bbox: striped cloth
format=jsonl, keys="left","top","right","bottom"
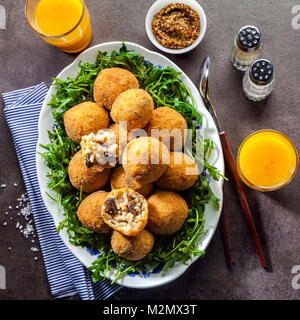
{"left": 2, "top": 83, "right": 121, "bottom": 300}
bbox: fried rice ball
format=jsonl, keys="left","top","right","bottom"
{"left": 147, "top": 190, "right": 188, "bottom": 235}
{"left": 156, "top": 152, "right": 199, "bottom": 191}
{"left": 122, "top": 137, "right": 170, "bottom": 185}
{"left": 144, "top": 107, "right": 187, "bottom": 151}
{"left": 101, "top": 188, "right": 149, "bottom": 236}
{"left": 77, "top": 191, "right": 111, "bottom": 233}
{"left": 68, "top": 150, "right": 111, "bottom": 193}
{"left": 93, "top": 68, "right": 139, "bottom": 111}
{"left": 111, "top": 229, "right": 154, "bottom": 261}
{"left": 63, "top": 102, "right": 109, "bottom": 143}
{"left": 110, "top": 89, "right": 154, "bottom": 131}
{"left": 111, "top": 166, "right": 154, "bottom": 198}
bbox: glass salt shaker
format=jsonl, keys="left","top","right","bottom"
{"left": 231, "top": 25, "right": 262, "bottom": 71}
{"left": 242, "top": 59, "right": 275, "bottom": 101}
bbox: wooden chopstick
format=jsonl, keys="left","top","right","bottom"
{"left": 220, "top": 196, "right": 233, "bottom": 271}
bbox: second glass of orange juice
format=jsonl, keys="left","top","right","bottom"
{"left": 237, "top": 130, "right": 298, "bottom": 191}
{"left": 25, "top": 0, "right": 92, "bottom": 53}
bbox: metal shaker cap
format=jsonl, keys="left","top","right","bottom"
{"left": 249, "top": 59, "right": 274, "bottom": 85}
{"left": 236, "top": 26, "right": 261, "bottom": 52}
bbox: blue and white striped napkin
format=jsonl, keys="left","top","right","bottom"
{"left": 2, "top": 83, "right": 121, "bottom": 300}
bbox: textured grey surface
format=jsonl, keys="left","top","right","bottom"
{"left": 0, "top": 0, "right": 299, "bottom": 300}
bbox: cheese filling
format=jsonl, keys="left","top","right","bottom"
{"left": 81, "top": 129, "right": 118, "bottom": 168}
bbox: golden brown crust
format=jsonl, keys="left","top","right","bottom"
{"left": 156, "top": 152, "right": 199, "bottom": 191}
{"left": 144, "top": 107, "right": 187, "bottom": 151}
{"left": 111, "top": 229, "right": 154, "bottom": 261}
{"left": 68, "top": 150, "right": 111, "bottom": 193}
{"left": 122, "top": 137, "right": 170, "bottom": 185}
{"left": 110, "top": 89, "right": 154, "bottom": 131}
{"left": 111, "top": 166, "right": 154, "bottom": 198}
{"left": 77, "top": 191, "right": 111, "bottom": 233}
{"left": 93, "top": 68, "right": 139, "bottom": 111}
{"left": 63, "top": 102, "right": 109, "bottom": 143}
{"left": 147, "top": 190, "right": 188, "bottom": 235}
{"left": 101, "top": 188, "right": 148, "bottom": 236}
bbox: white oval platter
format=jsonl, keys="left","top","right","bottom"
{"left": 36, "top": 41, "right": 224, "bottom": 289}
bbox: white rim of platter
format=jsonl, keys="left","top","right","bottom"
{"left": 36, "top": 41, "right": 224, "bottom": 289}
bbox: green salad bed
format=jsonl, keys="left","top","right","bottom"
{"left": 39, "top": 43, "right": 221, "bottom": 284}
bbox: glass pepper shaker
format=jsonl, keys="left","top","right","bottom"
{"left": 231, "top": 25, "right": 262, "bottom": 71}
{"left": 242, "top": 59, "right": 275, "bottom": 101}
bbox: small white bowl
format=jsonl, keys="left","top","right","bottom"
{"left": 145, "top": 0, "right": 207, "bottom": 54}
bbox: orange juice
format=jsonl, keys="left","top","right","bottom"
{"left": 26, "top": 0, "right": 92, "bottom": 53}
{"left": 35, "top": 0, "right": 83, "bottom": 36}
{"left": 237, "top": 130, "right": 298, "bottom": 191}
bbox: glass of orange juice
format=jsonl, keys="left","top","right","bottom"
{"left": 237, "top": 130, "right": 298, "bottom": 192}
{"left": 25, "top": 0, "right": 92, "bottom": 53}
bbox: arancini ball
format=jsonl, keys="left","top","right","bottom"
{"left": 68, "top": 150, "right": 111, "bottom": 193}
{"left": 101, "top": 188, "right": 149, "bottom": 237}
{"left": 122, "top": 137, "right": 170, "bottom": 185}
{"left": 144, "top": 107, "right": 187, "bottom": 151}
{"left": 77, "top": 191, "right": 111, "bottom": 233}
{"left": 111, "top": 229, "right": 154, "bottom": 261}
{"left": 110, "top": 89, "right": 154, "bottom": 131}
{"left": 111, "top": 166, "right": 154, "bottom": 198}
{"left": 156, "top": 152, "right": 199, "bottom": 191}
{"left": 147, "top": 190, "right": 188, "bottom": 235}
{"left": 93, "top": 68, "right": 139, "bottom": 111}
{"left": 63, "top": 102, "right": 109, "bottom": 144}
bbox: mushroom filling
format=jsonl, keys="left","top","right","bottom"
{"left": 103, "top": 191, "right": 147, "bottom": 232}
{"left": 81, "top": 129, "right": 118, "bottom": 168}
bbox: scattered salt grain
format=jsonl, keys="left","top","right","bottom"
{"left": 13, "top": 183, "right": 18, "bottom": 187}
{"left": 34, "top": 257, "right": 38, "bottom": 261}
{"left": 1, "top": 184, "right": 6, "bottom": 188}
{"left": 3, "top": 191, "right": 38, "bottom": 259}
{"left": 22, "top": 223, "right": 34, "bottom": 238}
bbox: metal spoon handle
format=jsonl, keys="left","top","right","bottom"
{"left": 219, "top": 132, "right": 267, "bottom": 269}
{"left": 207, "top": 102, "right": 222, "bottom": 133}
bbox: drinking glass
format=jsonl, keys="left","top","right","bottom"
{"left": 25, "top": 0, "right": 92, "bottom": 53}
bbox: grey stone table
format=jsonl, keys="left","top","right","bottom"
{"left": 0, "top": 0, "right": 299, "bottom": 300}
